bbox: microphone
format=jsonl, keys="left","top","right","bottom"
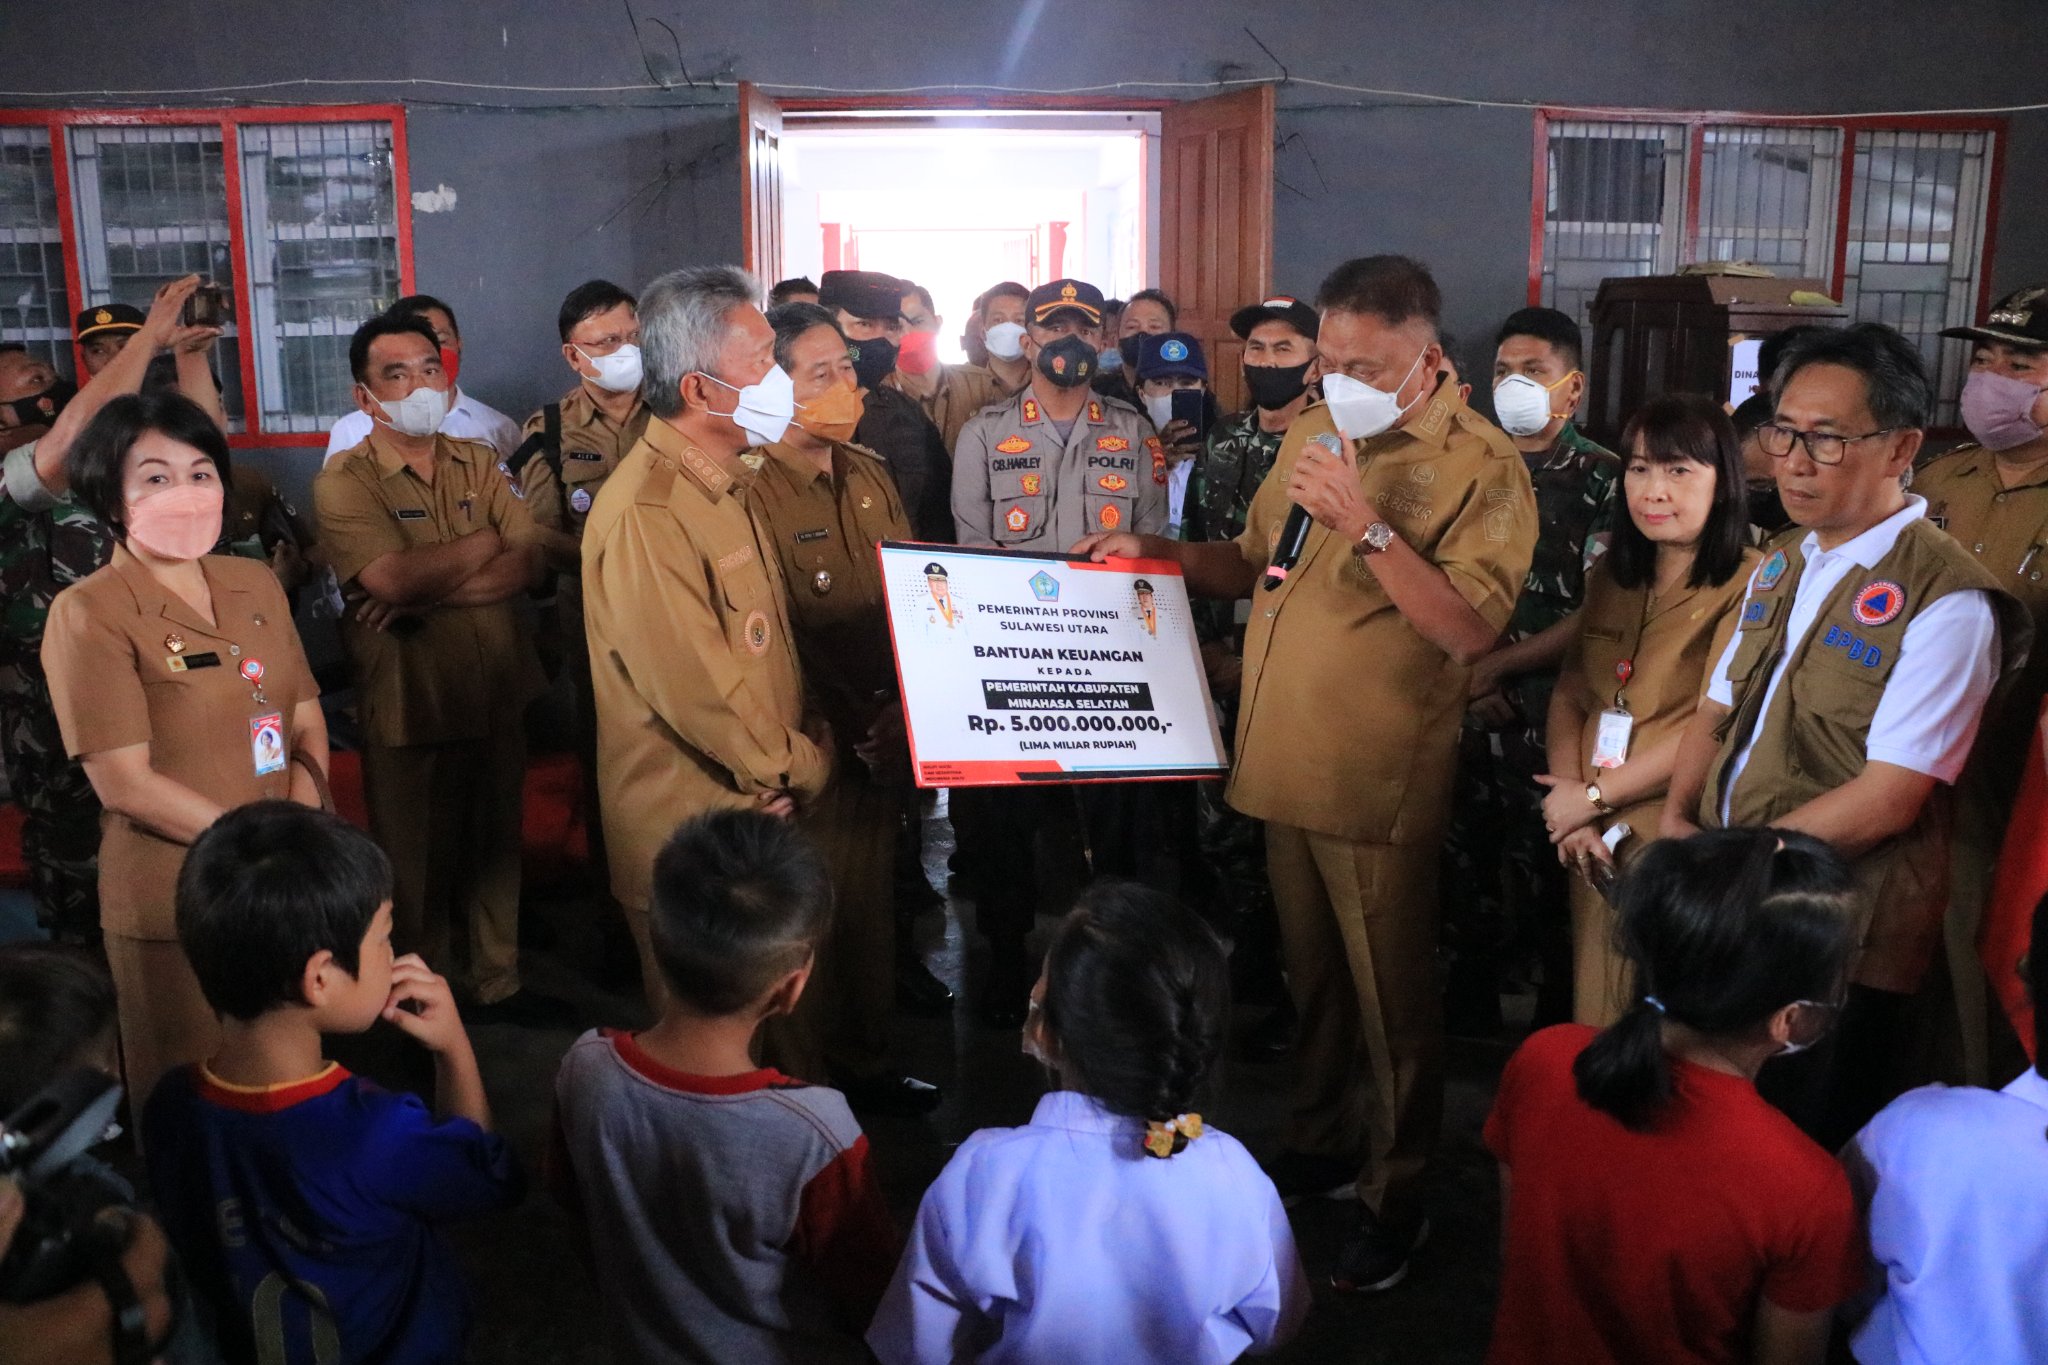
{"left": 1263, "top": 432, "right": 1344, "bottom": 590}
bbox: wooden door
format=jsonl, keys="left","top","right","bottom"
{"left": 739, "top": 82, "right": 784, "bottom": 293}
{"left": 1159, "top": 85, "right": 1275, "bottom": 414}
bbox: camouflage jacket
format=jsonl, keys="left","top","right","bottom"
{"left": 0, "top": 461, "right": 115, "bottom": 700}
{"left": 1509, "top": 421, "right": 1620, "bottom": 643}
{"left": 1186, "top": 407, "right": 1285, "bottom": 644}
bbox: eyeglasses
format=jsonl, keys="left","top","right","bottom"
{"left": 1755, "top": 422, "right": 1898, "bottom": 467}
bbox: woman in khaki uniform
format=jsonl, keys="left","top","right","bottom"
{"left": 1540, "top": 395, "right": 1758, "bottom": 1025}
{"left": 42, "top": 393, "right": 326, "bottom": 1105}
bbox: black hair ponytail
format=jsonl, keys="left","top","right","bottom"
{"left": 1040, "top": 880, "right": 1231, "bottom": 1148}
{"left": 1574, "top": 828, "right": 1857, "bottom": 1130}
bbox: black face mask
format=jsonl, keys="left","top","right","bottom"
{"left": 1242, "top": 360, "right": 1312, "bottom": 412}
{"left": 1036, "top": 334, "right": 1099, "bottom": 389}
{"left": 0, "top": 378, "right": 76, "bottom": 429}
{"left": 1118, "top": 333, "right": 1144, "bottom": 369}
{"left": 847, "top": 335, "right": 898, "bottom": 391}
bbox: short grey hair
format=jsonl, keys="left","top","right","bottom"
{"left": 640, "top": 264, "right": 761, "bottom": 419}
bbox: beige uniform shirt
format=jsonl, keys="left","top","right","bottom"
{"left": 518, "top": 385, "right": 651, "bottom": 543}
{"left": 1227, "top": 388, "right": 1537, "bottom": 844}
{"left": 743, "top": 440, "right": 911, "bottom": 746}
{"left": 314, "top": 431, "right": 546, "bottom": 748}
{"left": 42, "top": 549, "right": 317, "bottom": 937}
{"left": 582, "top": 419, "right": 831, "bottom": 909}
{"left": 1916, "top": 444, "right": 2048, "bottom": 798}
{"left": 952, "top": 390, "right": 1166, "bottom": 549}
{"left": 886, "top": 362, "right": 1016, "bottom": 454}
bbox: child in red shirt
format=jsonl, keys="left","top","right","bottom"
{"left": 1485, "top": 828, "right": 1864, "bottom": 1365}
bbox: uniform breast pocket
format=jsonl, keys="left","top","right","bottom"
{"left": 1722, "top": 598, "right": 1782, "bottom": 686}
{"left": 1083, "top": 490, "right": 1136, "bottom": 536}
{"left": 716, "top": 560, "right": 776, "bottom": 661}
{"left": 1580, "top": 625, "right": 1626, "bottom": 686}
{"left": 1792, "top": 645, "right": 1888, "bottom": 736}
{"left": 990, "top": 470, "right": 1047, "bottom": 544}
{"left": 390, "top": 507, "right": 441, "bottom": 548}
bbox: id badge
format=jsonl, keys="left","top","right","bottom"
{"left": 1591, "top": 708, "right": 1633, "bottom": 770}
{"left": 250, "top": 713, "right": 287, "bottom": 777}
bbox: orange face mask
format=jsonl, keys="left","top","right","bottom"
{"left": 796, "top": 381, "right": 865, "bottom": 444}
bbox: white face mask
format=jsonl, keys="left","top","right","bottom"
{"left": 700, "top": 364, "right": 796, "bottom": 446}
{"left": 984, "top": 321, "right": 1027, "bottom": 361}
{"left": 371, "top": 384, "right": 449, "bottom": 438}
{"left": 1143, "top": 392, "right": 1177, "bottom": 431}
{"left": 578, "top": 343, "right": 644, "bottom": 394}
{"left": 1492, "top": 371, "right": 1575, "bottom": 438}
{"left": 1320, "top": 346, "right": 1427, "bottom": 442}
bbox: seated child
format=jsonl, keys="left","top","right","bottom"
{"left": 868, "top": 880, "right": 1308, "bottom": 1364}
{"left": 1841, "top": 889, "right": 2048, "bottom": 1363}
{"left": 144, "top": 801, "right": 522, "bottom": 1365}
{"left": 1484, "top": 828, "right": 1864, "bottom": 1365}
{"left": 550, "top": 808, "right": 898, "bottom": 1364}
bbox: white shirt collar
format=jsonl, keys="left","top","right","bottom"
{"left": 2002, "top": 1066, "right": 2048, "bottom": 1112}
{"left": 1797, "top": 493, "right": 1926, "bottom": 571}
{"left": 448, "top": 386, "right": 475, "bottom": 418}
{"left": 1029, "top": 1089, "right": 1140, "bottom": 1137}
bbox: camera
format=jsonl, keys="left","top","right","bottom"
{"left": 182, "top": 283, "right": 229, "bottom": 328}
{"left": 0, "top": 1068, "right": 131, "bottom": 1304}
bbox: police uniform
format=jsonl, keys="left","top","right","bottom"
{"left": 581, "top": 418, "right": 831, "bottom": 1007}
{"left": 512, "top": 384, "right": 651, "bottom": 875}
{"left": 0, "top": 443, "right": 112, "bottom": 944}
{"left": 951, "top": 389, "right": 1165, "bottom": 549}
{"left": 42, "top": 548, "right": 318, "bottom": 1106}
{"left": 1230, "top": 386, "right": 1535, "bottom": 1227}
{"left": 314, "top": 431, "right": 546, "bottom": 1007}
{"left": 1701, "top": 502, "right": 2027, "bottom": 1143}
{"left": 744, "top": 438, "right": 910, "bottom": 1083}
{"left": 1441, "top": 420, "right": 1619, "bottom": 1025}
{"left": 1555, "top": 550, "right": 1757, "bottom": 1025}
{"left": 1917, "top": 286, "right": 2048, "bottom": 1079}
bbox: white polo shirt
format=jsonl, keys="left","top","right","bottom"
{"left": 322, "top": 387, "right": 521, "bottom": 465}
{"left": 1705, "top": 495, "right": 1998, "bottom": 824}
{"left": 1845, "top": 1067, "right": 2048, "bottom": 1363}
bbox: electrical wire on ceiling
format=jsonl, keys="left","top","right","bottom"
{"left": 2, "top": 75, "right": 2045, "bottom": 122}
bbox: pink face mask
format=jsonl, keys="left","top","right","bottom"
{"left": 125, "top": 483, "right": 223, "bottom": 561}
{"left": 1960, "top": 369, "right": 2047, "bottom": 451}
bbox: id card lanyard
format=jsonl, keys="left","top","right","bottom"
{"left": 1592, "top": 589, "right": 1654, "bottom": 770}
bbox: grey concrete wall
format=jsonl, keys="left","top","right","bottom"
{"left": 6, "top": 0, "right": 2045, "bottom": 468}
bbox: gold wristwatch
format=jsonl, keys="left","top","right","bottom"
{"left": 1586, "top": 784, "right": 1615, "bottom": 815}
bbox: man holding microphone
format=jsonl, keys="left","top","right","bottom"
{"left": 1076, "top": 256, "right": 1535, "bottom": 1292}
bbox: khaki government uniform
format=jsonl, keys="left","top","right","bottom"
{"left": 581, "top": 419, "right": 831, "bottom": 1007}
{"left": 1914, "top": 445, "right": 2048, "bottom": 1078}
{"left": 43, "top": 548, "right": 318, "bottom": 1105}
{"left": 314, "top": 431, "right": 545, "bottom": 1006}
{"left": 517, "top": 385, "right": 651, "bottom": 875}
{"left": 886, "top": 361, "right": 1018, "bottom": 455}
{"left": 1228, "top": 385, "right": 1535, "bottom": 1224}
{"left": 744, "top": 437, "right": 911, "bottom": 1083}
{"left": 1555, "top": 551, "right": 1756, "bottom": 1025}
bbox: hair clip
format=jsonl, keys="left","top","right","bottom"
{"left": 1142, "top": 1112, "right": 1204, "bottom": 1159}
{"left": 1643, "top": 995, "right": 1668, "bottom": 1015}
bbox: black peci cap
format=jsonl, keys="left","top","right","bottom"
{"left": 923, "top": 562, "right": 949, "bottom": 578}
{"left": 818, "top": 270, "right": 907, "bottom": 322}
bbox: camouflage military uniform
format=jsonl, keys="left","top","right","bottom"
{"left": 1186, "top": 407, "right": 1287, "bottom": 970}
{"left": 1441, "top": 421, "right": 1619, "bottom": 1023}
{"left": 0, "top": 451, "right": 114, "bottom": 944}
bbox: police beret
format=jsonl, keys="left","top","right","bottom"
{"left": 1135, "top": 331, "right": 1208, "bottom": 382}
{"left": 75, "top": 303, "right": 146, "bottom": 341}
{"left": 1026, "top": 278, "right": 1104, "bottom": 326}
{"left": 818, "top": 270, "right": 907, "bottom": 322}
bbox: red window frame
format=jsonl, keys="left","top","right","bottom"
{"left": 0, "top": 103, "right": 414, "bottom": 448}
{"left": 1526, "top": 108, "right": 2006, "bottom": 317}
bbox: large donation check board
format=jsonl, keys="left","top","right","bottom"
{"left": 878, "top": 542, "right": 1229, "bottom": 788}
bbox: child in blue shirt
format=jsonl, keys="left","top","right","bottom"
{"left": 870, "top": 881, "right": 1308, "bottom": 1364}
{"left": 144, "top": 801, "right": 522, "bottom": 1365}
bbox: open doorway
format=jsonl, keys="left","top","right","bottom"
{"left": 780, "top": 116, "right": 1156, "bottom": 366}
{"left": 741, "top": 85, "right": 1277, "bottom": 411}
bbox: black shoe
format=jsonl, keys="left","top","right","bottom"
{"left": 896, "top": 953, "right": 956, "bottom": 1016}
{"left": 1258, "top": 1150, "right": 1360, "bottom": 1209}
{"left": 837, "top": 1071, "right": 943, "bottom": 1117}
{"left": 466, "top": 989, "right": 579, "bottom": 1030}
{"left": 1331, "top": 1210, "right": 1429, "bottom": 1294}
{"left": 1238, "top": 999, "right": 1298, "bottom": 1062}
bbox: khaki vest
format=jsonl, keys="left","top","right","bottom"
{"left": 1701, "top": 518, "right": 2028, "bottom": 991}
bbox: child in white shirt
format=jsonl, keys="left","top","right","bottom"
{"left": 869, "top": 881, "right": 1309, "bottom": 1364}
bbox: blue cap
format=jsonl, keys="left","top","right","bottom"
{"left": 1135, "top": 331, "right": 1208, "bottom": 382}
